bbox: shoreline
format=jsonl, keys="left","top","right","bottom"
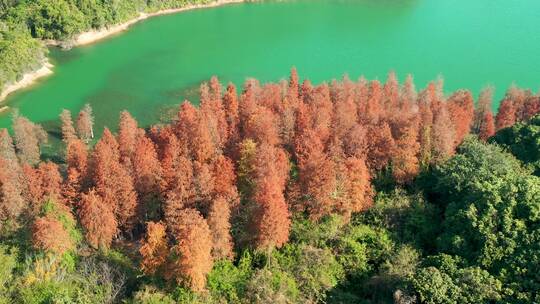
{"left": 46, "top": 0, "right": 247, "bottom": 48}
{"left": 1, "top": 0, "right": 247, "bottom": 106}
{"left": 0, "top": 60, "right": 54, "bottom": 104}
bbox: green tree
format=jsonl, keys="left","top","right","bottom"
{"left": 491, "top": 115, "right": 540, "bottom": 175}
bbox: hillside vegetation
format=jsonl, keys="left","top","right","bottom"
{"left": 0, "top": 71, "right": 539, "bottom": 303}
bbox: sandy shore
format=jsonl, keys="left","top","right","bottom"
{"left": 0, "top": 60, "right": 54, "bottom": 104}
{"left": 47, "top": 0, "right": 247, "bottom": 48}
{"left": 2, "top": 0, "right": 247, "bottom": 103}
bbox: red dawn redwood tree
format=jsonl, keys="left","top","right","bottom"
{"left": 522, "top": 96, "right": 540, "bottom": 121}
{"left": 192, "top": 115, "right": 216, "bottom": 164}
{"left": 473, "top": 87, "right": 493, "bottom": 132}
{"left": 37, "top": 162, "right": 63, "bottom": 203}
{"left": 391, "top": 116, "right": 420, "bottom": 184}
{"left": 417, "top": 86, "right": 435, "bottom": 166}
{"left": 12, "top": 112, "right": 47, "bottom": 165}
{"left": 505, "top": 85, "right": 529, "bottom": 122}
{"left": 132, "top": 135, "right": 163, "bottom": 222}
{"left": 222, "top": 83, "right": 240, "bottom": 155}
{"left": 176, "top": 102, "right": 199, "bottom": 145}
{"left": 21, "top": 164, "right": 42, "bottom": 214}
{"left": 289, "top": 67, "right": 300, "bottom": 101}
{"left": 192, "top": 161, "right": 215, "bottom": 210}
{"left": 365, "top": 80, "right": 383, "bottom": 123}
{"left": 160, "top": 132, "right": 188, "bottom": 193}
{"left": 202, "top": 77, "right": 228, "bottom": 150}
{"left": 278, "top": 94, "right": 298, "bottom": 148}
{"left": 243, "top": 106, "right": 281, "bottom": 146}
{"left": 209, "top": 76, "right": 222, "bottom": 103}
{"left": 140, "top": 221, "right": 169, "bottom": 276}
{"left": 473, "top": 88, "right": 496, "bottom": 141}
{"left": 431, "top": 104, "right": 456, "bottom": 163}
{"left": 79, "top": 189, "right": 117, "bottom": 250}
{"left": 0, "top": 128, "right": 17, "bottom": 162}
{"left": 118, "top": 111, "right": 139, "bottom": 165}
{"left": 478, "top": 111, "right": 496, "bottom": 141}
{"left": 77, "top": 104, "right": 94, "bottom": 143}
{"left": 310, "top": 84, "right": 334, "bottom": 144}
{"left": 0, "top": 129, "right": 22, "bottom": 183}
{"left": 297, "top": 83, "right": 333, "bottom": 145}
{"left": 250, "top": 143, "right": 291, "bottom": 250}
{"left": 169, "top": 208, "right": 213, "bottom": 292}
{"left": 163, "top": 155, "right": 194, "bottom": 235}
{"left": 332, "top": 88, "right": 358, "bottom": 142}
{"left": 22, "top": 162, "right": 63, "bottom": 215}
{"left": 383, "top": 71, "right": 400, "bottom": 111}
{"left": 294, "top": 129, "right": 337, "bottom": 220}
{"left": 176, "top": 102, "right": 215, "bottom": 163}
{"left": 366, "top": 121, "right": 395, "bottom": 171}
{"left": 32, "top": 215, "right": 74, "bottom": 255}
{"left": 66, "top": 138, "right": 88, "bottom": 180}
{"left": 355, "top": 76, "right": 370, "bottom": 120}
{"left": 495, "top": 98, "right": 517, "bottom": 131}
{"left": 239, "top": 79, "right": 262, "bottom": 129}
{"left": 343, "top": 124, "right": 368, "bottom": 158}
{"left": 0, "top": 130, "right": 23, "bottom": 199}
{"left": 337, "top": 156, "right": 373, "bottom": 220}
{"left": 300, "top": 79, "right": 314, "bottom": 102}
{"left": 447, "top": 90, "right": 474, "bottom": 146}
{"left": 63, "top": 139, "right": 89, "bottom": 205}
{"left": 0, "top": 157, "right": 25, "bottom": 229}
{"left": 60, "top": 109, "right": 77, "bottom": 145}
{"left": 399, "top": 74, "right": 417, "bottom": 112}
{"left": 92, "top": 128, "right": 137, "bottom": 231}
{"left": 207, "top": 196, "right": 234, "bottom": 260}
{"left": 63, "top": 169, "right": 82, "bottom": 207}
{"left": 211, "top": 155, "right": 239, "bottom": 204}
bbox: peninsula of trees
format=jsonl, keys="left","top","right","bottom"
{"left": 1, "top": 70, "right": 540, "bottom": 303}
{"left": 0, "top": 0, "right": 241, "bottom": 100}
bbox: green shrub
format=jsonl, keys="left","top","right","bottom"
{"left": 290, "top": 215, "right": 344, "bottom": 247}
{"left": 245, "top": 268, "right": 300, "bottom": 304}
{"left": 412, "top": 254, "right": 502, "bottom": 304}
{"left": 0, "top": 245, "right": 18, "bottom": 299}
{"left": 274, "top": 244, "right": 344, "bottom": 303}
{"left": 131, "top": 286, "right": 176, "bottom": 304}
{"left": 207, "top": 254, "right": 254, "bottom": 302}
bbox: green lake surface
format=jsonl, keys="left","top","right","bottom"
{"left": 1, "top": 0, "right": 540, "bottom": 132}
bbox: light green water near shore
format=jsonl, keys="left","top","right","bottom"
{"left": 1, "top": 0, "right": 539, "bottom": 132}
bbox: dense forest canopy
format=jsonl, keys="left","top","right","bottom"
{"left": 1, "top": 70, "right": 539, "bottom": 303}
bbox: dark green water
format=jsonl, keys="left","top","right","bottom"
{"left": 1, "top": 0, "right": 540, "bottom": 131}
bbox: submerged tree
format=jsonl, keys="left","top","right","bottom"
{"left": 0, "top": 128, "right": 17, "bottom": 162}
{"left": 77, "top": 104, "right": 94, "bottom": 143}
{"left": 60, "top": 109, "right": 77, "bottom": 145}
{"left": 12, "top": 112, "right": 47, "bottom": 165}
